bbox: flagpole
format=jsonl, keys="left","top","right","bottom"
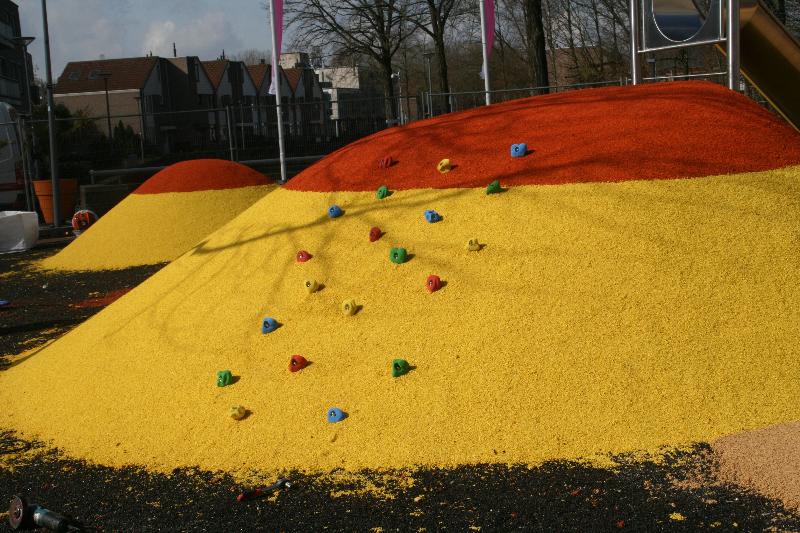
{"left": 479, "top": 0, "right": 492, "bottom": 105}
{"left": 268, "top": 0, "right": 287, "bottom": 184}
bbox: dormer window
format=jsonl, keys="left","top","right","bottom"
{"left": 68, "top": 71, "right": 80, "bottom": 81}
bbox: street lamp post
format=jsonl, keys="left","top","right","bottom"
{"left": 478, "top": 0, "right": 492, "bottom": 105}
{"left": 12, "top": 36, "right": 35, "bottom": 114}
{"left": 133, "top": 96, "right": 144, "bottom": 161}
{"left": 391, "top": 72, "right": 404, "bottom": 125}
{"left": 41, "top": 0, "right": 60, "bottom": 225}
{"left": 423, "top": 52, "right": 434, "bottom": 118}
{"left": 12, "top": 36, "right": 35, "bottom": 212}
{"left": 99, "top": 71, "right": 112, "bottom": 139}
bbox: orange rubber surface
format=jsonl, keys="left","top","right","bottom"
{"left": 286, "top": 81, "right": 800, "bottom": 192}
{"left": 134, "top": 159, "right": 270, "bottom": 194}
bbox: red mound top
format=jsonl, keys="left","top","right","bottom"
{"left": 286, "top": 81, "right": 800, "bottom": 192}
{"left": 134, "top": 159, "right": 269, "bottom": 194}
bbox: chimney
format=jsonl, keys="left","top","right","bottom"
{"left": 173, "top": 42, "right": 177, "bottom": 58}
{"left": 260, "top": 58, "right": 265, "bottom": 65}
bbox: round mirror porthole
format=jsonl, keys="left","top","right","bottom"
{"left": 652, "top": 0, "right": 708, "bottom": 41}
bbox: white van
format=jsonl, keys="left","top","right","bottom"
{"left": 0, "top": 102, "right": 24, "bottom": 210}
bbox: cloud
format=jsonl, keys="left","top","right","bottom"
{"left": 16, "top": 1, "right": 270, "bottom": 79}
{"left": 142, "top": 12, "right": 243, "bottom": 59}
{"left": 18, "top": 0, "right": 132, "bottom": 77}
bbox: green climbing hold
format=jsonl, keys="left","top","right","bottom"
{"left": 392, "top": 359, "right": 411, "bottom": 377}
{"left": 390, "top": 247, "right": 407, "bottom": 264}
{"left": 486, "top": 180, "right": 503, "bottom": 194}
{"left": 217, "top": 370, "right": 233, "bottom": 387}
{"left": 376, "top": 185, "right": 390, "bottom": 199}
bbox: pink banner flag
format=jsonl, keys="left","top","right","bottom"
{"left": 480, "top": 0, "right": 495, "bottom": 79}
{"left": 269, "top": 0, "right": 283, "bottom": 95}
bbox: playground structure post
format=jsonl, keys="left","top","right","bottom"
{"left": 727, "top": 0, "right": 741, "bottom": 90}
{"left": 629, "top": 0, "right": 642, "bottom": 84}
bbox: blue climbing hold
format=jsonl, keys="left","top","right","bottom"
{"left": 510, "top": 143, "right": 527, "bottom": 158}
{"left": 261, "top": 317, "right": 278, "bottom": 334}
{"left": 424, "top": 210, "right": 442, "bottom": 223}
{"left": 328, "top": 205, "right": 343, "bottom": 218}
{"left": 0, "top": 300, "right": 8, "bottom": 308}
{"left": 327, "top": 407, "right": 346, "bottom": 423}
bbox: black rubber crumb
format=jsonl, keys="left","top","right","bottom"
{"left": 1, "top": 432, "right": 798, "bottom": 532}
{"left": 0, "top": 247, "right": 163, "bottom": 363}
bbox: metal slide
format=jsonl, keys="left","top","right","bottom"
{"left": 733, "top": 0, "right": 800, "bottom": 129}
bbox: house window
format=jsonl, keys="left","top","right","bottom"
{"left": 192, "top": 63, "right": 199, "bottom": 82}
{"left": 88, "top": 70, "right": 101, "bottom": 80}
{"left": 68, "top": 71, "right": 80, "bottom": 81}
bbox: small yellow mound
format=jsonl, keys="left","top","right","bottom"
{"left": 3, "top": 167, "right": 800, "bottom": 479}
{"left": 40, "top": 185, "right": 273, "bottom": 270}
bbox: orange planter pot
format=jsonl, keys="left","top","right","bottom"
{"left": 33, "top": 179, "right": 78, "bottom": 225}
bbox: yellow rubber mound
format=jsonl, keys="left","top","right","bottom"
{"left": 3, "top": 166, "right": 799, "bottom": 478}
{"left": 40, "top": 187, "right": 273, "bottom": 271}
{"left": 41, "top": 159, "right": 274, "bottom": 271}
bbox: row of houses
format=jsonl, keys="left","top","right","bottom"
{"left": 53, "top": 52, "right": 384, "bottom": 152}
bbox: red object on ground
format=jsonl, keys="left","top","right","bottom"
{"left": 426, "top": 275, "right": 441, "bottom": 293}
{"left": 71, "top": 209, "right": 98, "bottom": 232}
{"left": 71, "top": 288, "right": 132, "bottom": 309}
{"left": 369, "top": 227, "right": 382, "bottom": 242}
{"left": 285, "top": 82, "right": 800, "bottom": 192}
{"left": 296, "top": 250, "right": 312, "bottom": 263}
{"left": 378, "top": 155, "right": 393, "bottom": 169}
{"left": 289, "top": 355, "right": 308, "bottom": 372}
{"left": 133, "top": 159, "right": 269, "bottom": 194}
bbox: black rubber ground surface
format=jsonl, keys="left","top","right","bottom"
{"left": 1, "top": 248, "right": 798, "bottom": 532}
{"left": 0, "top": 247, "right": 162, "bottom": 365}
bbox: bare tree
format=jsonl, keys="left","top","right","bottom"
{"left": 286, "top": 0, "right": 416, "bottom": 119}
{"left": 499, "top": 0, "right": 550, "bottom": 90}
{"left": 523, "top": 0, "right": 550, "bottom": 90}
{"left": 408, "top": 0, "right": 471, "bottom": 110}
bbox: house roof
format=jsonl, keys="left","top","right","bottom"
{"left": 283, "top": 68, "right": 302, "bottom": 92}
{"left": 246, "top": 63, "right": 271, "bottom": 89}
{"left": 55, "top": 57, "right": 158, "bottom": 94}
{"left": 201, "top": 60, "right": 229, "bottom": 88}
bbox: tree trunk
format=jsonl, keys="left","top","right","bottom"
{"left": 590, "top": 0, "right": 606, "bottom": 79}
{"left": 525, "top": 0, "right": 550, "bottom": 93}
{"left": 544, "top": 0, "right": 559, "bottom": 86}
{"left": 565, "top": 0, "right": 583, "bottom": 82}
{"left": 435, "top": 35, "right": 452, "bottom": 112}
{"left": 423, "top": 1, "right": 453, "bottom": 112}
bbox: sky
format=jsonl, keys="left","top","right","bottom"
{"left": 17, "top": 0, "right": 279, "bottom": 80}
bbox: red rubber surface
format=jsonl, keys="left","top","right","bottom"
{"left": 134, "top": 159, "right": 269, "bottom": 194}
{"left": 285, "top": 81, "right": 800, "bottom": 192}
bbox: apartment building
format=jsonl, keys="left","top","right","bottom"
{"left": 0, "top": 0, "right": 34, "bottom": 113}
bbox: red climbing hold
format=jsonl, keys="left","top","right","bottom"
{"left": 369, "top": 227, "right": 382, "bottom": 242}
{"left": 426, "top": 275, "right": 441, "bottom": 293}
{"left": 296, "top": 250, "right": 312, "bottom": 263}
{"left": 289, "top": 355, "right": 309, "bottom": 372}
{"left": 378, "top": 155, "right": 393, "bottom": 169}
